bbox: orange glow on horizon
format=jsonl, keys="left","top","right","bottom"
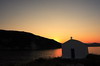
{"left": 0, "top": 0, "right": 100, "bottom": 44}
{"left": 52, "top": 36, "right": 100, "bottom": 43}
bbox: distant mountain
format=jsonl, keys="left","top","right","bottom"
{"left": 0, "top": 30, "right": 61, "bottom": 50}
{"left": 86, "top": 43, "right": 100, "bottom": 47}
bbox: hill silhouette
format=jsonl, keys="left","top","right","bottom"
{"left": 87, "top": 43, "right": 100, "bottom": 47}
{"left": 0, "top": 30, "right": 61, "bottom": 50}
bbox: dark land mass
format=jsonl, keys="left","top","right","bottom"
{"left": 0, "top": 30, "right": 61, "bottom": 65}
{"left": 86, "top": 43, "right": 100, "bottom": 47}
{"left": 21, "top": 54, "right": 100, "bottom": 66}
{"left": 1, "top": 54, "right": 100, "bottom": 66}
{"left": 0, "top": 30, "right": 61, "bottom": 50}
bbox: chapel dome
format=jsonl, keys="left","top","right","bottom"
{"left": 64, "top": 37, "right": 84, "bottom": 44}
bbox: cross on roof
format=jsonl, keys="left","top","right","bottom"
{"left": 71, "top": 37, "right": 73, "bottom": 40}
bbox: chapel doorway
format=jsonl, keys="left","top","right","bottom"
{"left": 71, "top": 48, "right": 75, "bottom": 59}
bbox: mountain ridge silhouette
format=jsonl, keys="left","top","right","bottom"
{"left": 0, "top": 29, "right": 61, "bottom": 50}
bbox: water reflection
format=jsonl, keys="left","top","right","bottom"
{"left": 0, "top": 48, "right": 99, "bottom": 65}
{"left": 52, "top": 48, "right": 62, "bottom": 57}
{"left": 88, "top": 47, "right": 100, "bottom": 55}
{"left": 32, "top": 49, "right": 62, "bottom": 60}
{"left": 32, "top": 47, "right": 100, "bottom": 60}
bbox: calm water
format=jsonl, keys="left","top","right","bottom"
{"left": 32, "top": 49, "right": 62, "bottom": 60}
{"left": 32, "top": 47, "right": 100, "bottom": 60}
{"left": 88, "top": 47, "right": 100, "bottom": 55}
{"left": 0, "top": 47, "right": 100, "bottom": 65}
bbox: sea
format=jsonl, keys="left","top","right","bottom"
{"left": 0, "top": 47, "right": 100, "bottom": 65}
{"left": 32, "top": 47, "right": 100, "bottom": 60}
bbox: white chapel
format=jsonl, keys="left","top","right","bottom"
{"left": 62, "top": 37, "right": 88, "bottom": 59}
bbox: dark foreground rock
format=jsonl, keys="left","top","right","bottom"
{"left": 22, "top": 56, "right": 100, "bottom": 66}
{"left": 0, "top": 54, "right": 100, "bottom": 66}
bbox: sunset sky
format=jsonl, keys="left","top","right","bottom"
{"left": 0, "top": 0, "right": 100, "bottom": 43}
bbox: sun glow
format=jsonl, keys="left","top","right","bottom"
{"left": 0, "top": 0, "right": 100, "bottom": 43}
{"left": 53, "top": 37, "right": 61, "bottom": 43}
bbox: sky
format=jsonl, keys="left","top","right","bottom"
{"left": 0, "top": 0, "right": 100, "bottom": 43}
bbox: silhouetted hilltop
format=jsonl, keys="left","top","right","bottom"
{"left": 86, "top": 43, "right": 100, "bottom": 47}
{"left": 0, "top": 30, "right": 61, "bottom": 50}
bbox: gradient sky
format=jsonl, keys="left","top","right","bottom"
{"left": 0, "top": 0, "right": 100, "bottom": 43}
